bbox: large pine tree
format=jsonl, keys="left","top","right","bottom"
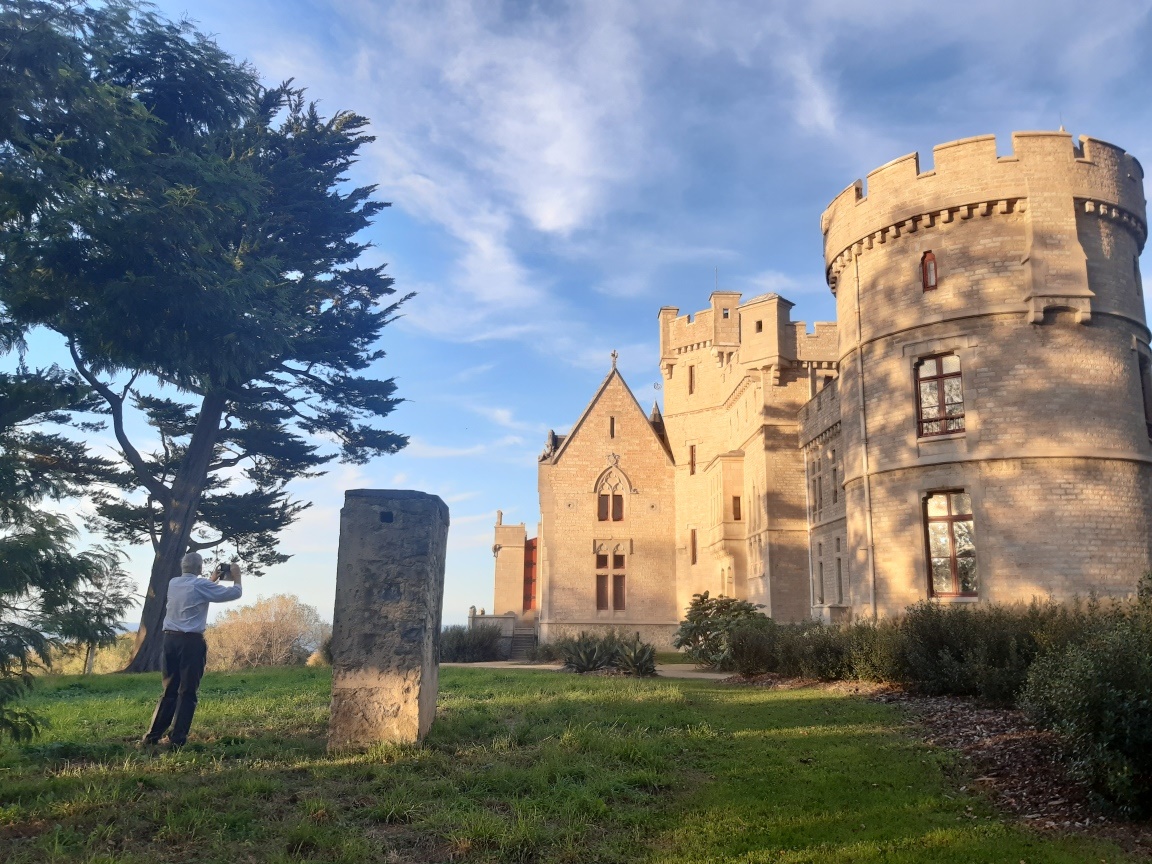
{"left": 0, "top": 1, "right": 409, "bottom": 671}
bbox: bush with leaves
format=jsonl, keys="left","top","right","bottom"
{"left": 1021, "top": 590, "right": 1152, "bottom": 817}
{"left": 731, "top": 618, "right": 850, "bottom": 680}
{"left": 205, "top": 594, "right": 329, "bottom": 670}
{"left": 673, "top": 591, "right": 766, "bottom": 669}
{"left": 439, "top": 624, "right": 505, "bottom": 663}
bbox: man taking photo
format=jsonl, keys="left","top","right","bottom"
{"left": 141, "top": 552, "right": 243, "bottom": 748}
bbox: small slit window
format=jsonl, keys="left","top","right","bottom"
{"left": 921, "top": 251, "right": 938, "bottom": 291}
{"left": 755, "top": 320, "right": 763, "bottom": 333}
{"left": 689, "top": 444, "right": 696, "bottom": 475}
{"left": 690, "top": 528, "right": 697, "bottom": 565}
{"left": 688, "top": 365, "right": 695, "bottom": 395}
{"left": 609, "top": 416, "right": 615, "bottom": 438}
{"left": 732, "top": 496, "right": 742, "bottom": 521}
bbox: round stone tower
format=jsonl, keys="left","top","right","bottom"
{"left": 821, "top": 131, "right": 1152, "bottom": 616}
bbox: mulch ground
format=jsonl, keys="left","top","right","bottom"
{"left": 724, "top": 673, "right": 1152, "bottom": 859}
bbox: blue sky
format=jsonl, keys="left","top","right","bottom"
{"left": 18, "top": 0, "right": 1152, "bottom": 625}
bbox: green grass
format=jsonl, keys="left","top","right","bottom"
{"left": 654, "top": 651, "right": 696, "bottom": 665}
{"left": 0, "top": 667, "right": 1136, "bottom": 863}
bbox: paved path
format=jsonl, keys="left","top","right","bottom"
{"left": 441, "top": 661, "right": 730, "bottom": 681}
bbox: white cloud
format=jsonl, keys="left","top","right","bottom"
{"left": 404, "top": 434, "right": 525, "bottom": 459}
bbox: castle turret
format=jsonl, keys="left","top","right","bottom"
{"left": 821, "top": 131, "right": 1152, "bottom": 616}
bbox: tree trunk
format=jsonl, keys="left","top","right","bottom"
{"left": 83, "top": 642, "right": 96, "bottom": 675}
{"left": 123, "top": 391, "right": 227, "bottom": 672}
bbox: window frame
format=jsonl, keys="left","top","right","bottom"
{"left": 921, "top": 251, "right": 938, "bottom": 291}
{"left": 924, "top": 489, "right": 978, "bottom": 598}
{"left": 915, "top": 353, "right": 965, "bottom": 438}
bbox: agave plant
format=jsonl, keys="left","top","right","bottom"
{"left": 616, "top": 635, "right": 657, "bottom": 677}
{"left": 561, "top": 632, "right": 616, "bottom": 673}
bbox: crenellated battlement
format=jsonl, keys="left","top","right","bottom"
{"left": 821, "top": 132, "right": 1147, "bottom": 291}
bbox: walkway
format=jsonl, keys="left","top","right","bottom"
{"left": 441, "top": 660, "right": 730, "bottom": 680}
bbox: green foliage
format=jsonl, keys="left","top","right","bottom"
{"left": 559, "top": 631, "right": 619, "bottom": 673}
{"left": 439, "top": 624, "right": 505, "bottom": 663}
{"left": 0, "top": 1, "right": 410, "bottom": 669}
{"left": 524, "top": 641, "right": 563, "bottom": 663}
{"left": 672, "top": 591, "right": 766, "bottom": 669}
{"left": 553, "top": 631, "right": 658, "bottom": 676}
{"left": 1022, "top": 593, "right": 1152, "bottom": 817}
{"left": 0, "top": 369, "right": 135, "bottom": 738}
{"left": 615, "top": 635, "right": 657, "bottom": 677}
{"left": 730, "top": 618, "right": 850, "bottom": 681}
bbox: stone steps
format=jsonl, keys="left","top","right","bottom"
{"left": 508, "top": 630, "right": 537, "bottom": 661}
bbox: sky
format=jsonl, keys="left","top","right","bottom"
{"left": 15, "top": 0, "right": 1152, "bottom": 626}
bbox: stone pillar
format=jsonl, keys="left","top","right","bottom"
{"left": 328, "top": 489, "right": 449, "bottom": 751}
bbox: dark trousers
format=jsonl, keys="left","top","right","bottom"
{"left": 144, "top": 631, "right": 207, "bottom": 745}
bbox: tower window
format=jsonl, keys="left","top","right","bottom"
{"left": 690, "top": 528, "right": 697, "bottom": 565}
{"left": 916, "top": 354, "right": 964, "bottom": 436}
{"left": 688, "top": 365, "right": 696, "bottom": 395}
{"left": 610, "top": 416, "right": 615, "bottom": 438}
{"left": 689, "top": 444, "right": 696, "bottom": 475}
{"left": 755, "top": 320, "right": 763, "bottom": 333}
{"left": 921, "top": 251, "right": 938, "bottom": 291}
{"left": 722, "top": 308, "right": 730, "bottom": 319}
{"left": 732, "top": 496, "right": 742, "bottom": 521}
{"left": 925, "top": 491, "right": 978, "bottom": 597}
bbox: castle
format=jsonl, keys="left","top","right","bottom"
{"left": 484, "top": 131, "right": 1152, "bottom": 648}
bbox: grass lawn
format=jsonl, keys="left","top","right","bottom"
{"left": 0, "top": 667, "right": 1136, "bottom": 863}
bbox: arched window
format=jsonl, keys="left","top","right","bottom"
{"left": 921, "top": 251, "right": 938, "bottom": 291}
{"left": 596, "top": 469, "right": 626, "bottom": 521}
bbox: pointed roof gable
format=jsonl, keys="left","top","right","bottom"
{"left": 544, "top": 366, "right": 673, "bottom": 465}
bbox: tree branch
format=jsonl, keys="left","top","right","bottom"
{"left": 187, "top": 536, "right": 225, "bottom": 553}
{"left": 69, "top": 341, "right": 172, "bottom": 507}
{"left": 208, "top": 452, "right": 249, "bottom": 471}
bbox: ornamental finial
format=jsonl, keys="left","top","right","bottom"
{"left": 610, "top": 349, "right": 618, "bottom": 369}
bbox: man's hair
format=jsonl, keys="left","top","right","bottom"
{"left": 181, "top": 552, "right": 203, "bottom": 574}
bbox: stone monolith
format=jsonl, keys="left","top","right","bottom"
{"left": 328, "top": 489, "right": 449, "bottom": 750}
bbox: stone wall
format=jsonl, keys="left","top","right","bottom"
{"left": 823, "top": 131, "right": 1152, "bottom": 619}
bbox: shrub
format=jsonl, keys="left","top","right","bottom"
{"left": 525, "top": 642, "right": 563, "bottom": 663}
{"left": 893, "top": 600, "right": 1093, "bottom": 705}
{"left": 730, "top": 617, "right": 778, "bottom": 676}
{"left": 615, "top": 635, "right": 657, "bottom": 677}
{"left": 730, "top": 618, "right": 850, "bottom": 681}
{"left": 560, "top": 631, "right": 620, "bottom": 673}
{"left": 206, "top": 595, "right": 329, "bottom": 671}
{"left": 846, "top": 619, "right": 902, "bottom": 682}
{"left": 673, "top": 591, "right": 765, "bottom": 669}
{"left": 439, "top": 624, "right": 505, "bottom": 662}
{"left": 1022, "top": 609, "right": 1152, "bottom": 817}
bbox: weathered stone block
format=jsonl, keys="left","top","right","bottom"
{"left": 328, "top": 490, "right": 449, "bottom": 750}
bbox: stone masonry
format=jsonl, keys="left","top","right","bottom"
{"left": 491, "top": 130, "right": 1152, "bottom": 636}
{"left": 329, "top": 490, "right": 449, "bottom": 750}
